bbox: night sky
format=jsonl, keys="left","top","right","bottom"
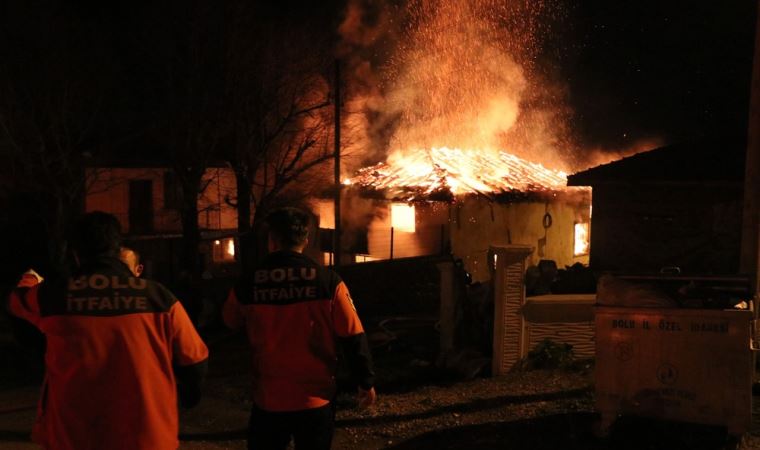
{"left": 333, "top": 0, "right": 758, "bottom": 160}
{"left": 558, "top": 0, "right": 757, "bottom": 151}
{"left": 0, "top": 0, "right": 757, "bottom": 159}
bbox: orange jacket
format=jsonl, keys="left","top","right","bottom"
{"left": 7, "top": 257, "right": 208, "bottom": 450}
{"left": 223, "top": 250, "right": 374, "bottom": 412}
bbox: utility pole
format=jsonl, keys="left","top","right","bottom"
{"left": 741, "top": 1, "right": 760, "bottom": 294}
{"left": 333, "top": 59, "right": 342, "bottom": 268}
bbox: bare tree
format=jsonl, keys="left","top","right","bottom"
{"left": 223, "top": 3, "right": 336, "bottom": 271}
{"left": 152, "top": 1, "right": 229, "bottom": 281}
{"left": 0, "top": 3, "right": 108, "bottom": 273}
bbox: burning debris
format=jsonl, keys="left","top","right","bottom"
{"left": 347, "top": 147, "right": 569, "bottom": 201}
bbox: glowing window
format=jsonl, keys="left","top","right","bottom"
{"left": 213, "top": 238, "right": 236, "bottom": 262}
{"left": 316, "top": 200, "right": 335, "bottom": 229}
{"left": 355, "top": 254, "right": 380, "bottom": 263}
{"left": 391, "top": 203, "right": 415, "bottom": 232}
{"left": 574, "top": 222, "right": 590, "bottom": 256}
{"left": 321, "top": 252, "right": 329, "bottom": 266}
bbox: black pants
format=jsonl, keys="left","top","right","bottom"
{"left": 248, "top": 403, "right": 335, "bottom": 450}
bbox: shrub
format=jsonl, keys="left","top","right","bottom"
{"left": 516, "top": 339, "right": 575, "bottom": 371}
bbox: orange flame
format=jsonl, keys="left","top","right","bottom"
{"left": 574, "top": 222, "right": 590, "bottom": 256}
{"left": 339, "top": 1, "right": 586, "bottom": 198}
{"left": 349, "top": 147, "right": 567, "bottom": 199}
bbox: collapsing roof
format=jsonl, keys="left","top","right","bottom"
{"left": 346, "top": 147, "right": 569, "bottom": 202}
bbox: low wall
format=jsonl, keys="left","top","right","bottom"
{"left": 490, "top": 245, "right": 595, "bottom": 374}
{"left": 336, "top": 256, "right": 448, "bottom": 318}
{"left": 521, "top": 294, "right": 596, "bottom": 362}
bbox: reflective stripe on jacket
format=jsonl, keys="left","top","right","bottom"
{"left": 223, "top": 250, "right": 371, "bottom": 411}
{"left": 7, "top": 257, "right": 209, "bottom": 450}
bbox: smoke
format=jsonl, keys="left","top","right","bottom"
{"left": 337, "top": 1, "right": 396, "bottom": 49}
{"left": 337, "top": 0, "right": 580, "bottom": 173}
{"left": 335, "top": 1, "right": 401, "bottom": 170}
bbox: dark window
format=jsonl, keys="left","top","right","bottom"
{"left": 319, "top": 228, "right": 334, "bottom": 252}
{"left": 348, "top": 232, "right": 369, "bottom": 255}
{"left": 129, "top": 180, "right": 154, "bottom": 234}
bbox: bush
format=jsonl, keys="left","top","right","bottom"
{"left": 516, "top": 339, "right": 575, "bottom": 371}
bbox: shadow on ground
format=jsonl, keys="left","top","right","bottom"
{"left": 336, "top": 388, "right": 590, "bottom": 428}
{"left": 386, "top": 413, "right": 734, "bottom": 450}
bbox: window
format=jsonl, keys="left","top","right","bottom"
{"left": 574, "top": 222, "right": 590, "bottom": 256}
{"left": 391, "top": 203, "right": 415, "bottom": 232}
{"left": 212, "top": 238, "right": 236, "bottom": 263}
{"left": 355, "top": 254, "right": 380, "bottom": 263}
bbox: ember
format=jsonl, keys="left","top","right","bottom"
{"left": 349, "top": 147, "right": 567, "bottom": 200}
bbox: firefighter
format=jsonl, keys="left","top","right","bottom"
{"left": 6, "top": 211, "right": 209, "bottom": 450}
{"left": 223, "top": 207, "right": 376, "bottom": 450}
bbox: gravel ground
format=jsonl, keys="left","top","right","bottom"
{"left": 3, "top": 323, "right": 760, "bottom": 449}
{"left": 175, "top": 363, "right": 760, "bottom": 450}
{"left": 176, "top": 365, "right": 596, "bottom": 450}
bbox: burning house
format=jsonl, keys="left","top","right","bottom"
{"left": 320, "top": 147, "right": 591, "bottom": 282}
{"left": 329, "top": 0, "right": 595, "bottom": 281}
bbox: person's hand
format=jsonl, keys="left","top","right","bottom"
{"left": 356, "top": 386, "right": 376, "bottom": 409}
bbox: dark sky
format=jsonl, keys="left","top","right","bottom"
{"left": 334, "top": 0, "right": 758, "bottom": 153}
{"left": 1, "top": 0, "right": 757, "bottom": 156}
{"left": 556, "top": 0, "right": 757, "bottom": 150}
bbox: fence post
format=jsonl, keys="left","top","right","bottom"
{"left": 390, "top": 227, "right": 394, "bottom": 260}
{"left": 491, "top": 245, "right": 534, "bottom": 376}
{"left": 437, "top": 260, "right": 456, "bottom": 362}
{"left": 440, "top": 224, "right": 445, "bottom": 255}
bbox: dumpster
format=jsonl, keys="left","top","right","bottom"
{"left": 595, "top": 305, "right": 755, "bottom": 440}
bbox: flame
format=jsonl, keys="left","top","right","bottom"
{"left": 338, "top": 0, "right": 576, "bottom": 178}
{"left": 226, "top": 239, "right": 235, "bottom": 257}
{"left": 349, "top": 147, "right": 567, "bottom": 199}
{"left": 339, "top": 1, "right": 587, "bottom": 201}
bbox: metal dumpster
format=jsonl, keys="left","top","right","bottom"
{"left": 595, "top": 305, "right": 755, "bottom": 439}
